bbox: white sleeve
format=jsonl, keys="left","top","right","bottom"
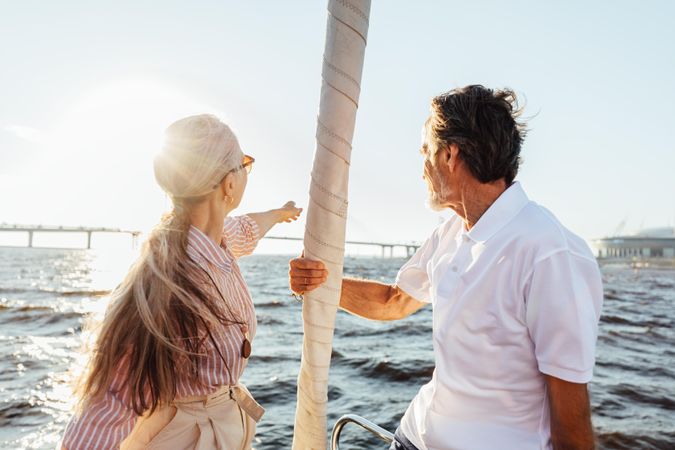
{"left": 394, "top": 230, "right": 439, "bottom": 304}
{"left": 525, "top": 250, "right": 603, "bottom": 383}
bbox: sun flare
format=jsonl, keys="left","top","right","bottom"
{"left": 30, "top": 79, "right": 225, "bottom": 234}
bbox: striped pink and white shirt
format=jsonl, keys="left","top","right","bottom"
{"left": 62, "top": 215, "right": 260, "bottom": 450}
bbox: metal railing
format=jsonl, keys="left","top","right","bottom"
{"left": 331, "top": 414, "right": 394, "bottom": 450}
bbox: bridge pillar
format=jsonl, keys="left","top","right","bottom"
{"left": 28, "top": 231, "right": 33, "bottom": 248}
{"left": 87, "top": 231, "right": 92, "bottom": 249}
{"left": 381, "top": 245, "right": 393, "bottom": 258}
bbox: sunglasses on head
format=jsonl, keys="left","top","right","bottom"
{"left": 212, "top": 154, "right": 255, "bottom": 190}
{"left": 231, "top": 154, "right": 255, "bottom": 175}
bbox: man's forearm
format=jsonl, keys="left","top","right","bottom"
{"left": 550, "top": 414, "right": 595, "bottom": 450}
{"left": 340, "top": 278, "right": 423, "bottom": 321}
{"left": 546, "top": 375, "right": 596, "bottom": 450}
{"left": 340, "top": 278, "right": 392, "bottom": 320}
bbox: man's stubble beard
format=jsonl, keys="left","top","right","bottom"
{"left": 425, "top": 189, "right": 447, "bottom": 212}
{"left": 425, "top": 174, "right": 450, "bottom": 212}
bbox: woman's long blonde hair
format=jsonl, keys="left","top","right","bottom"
{"left": 75, "top": 115, "right": 243, "bottom": 415}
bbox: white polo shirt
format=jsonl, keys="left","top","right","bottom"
{"left": 395, "top": 182, "right": 603, "bottom": 450}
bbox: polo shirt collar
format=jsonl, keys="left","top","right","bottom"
{"left": 186, "top": 225, "right": 232, "bottom": 274}
{"left": 464, "top": 181, "right": 530, "bottom": 243}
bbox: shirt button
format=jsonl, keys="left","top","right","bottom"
{"left": 451, "top": 266, "right": 458, "bottom": 272}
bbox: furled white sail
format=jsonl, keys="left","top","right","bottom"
{"left": 292, "top": 1, "right": 371, "bottom": 448}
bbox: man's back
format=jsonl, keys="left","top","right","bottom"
{"left": 395, "top": 182, "right": 603, "bottom": 450}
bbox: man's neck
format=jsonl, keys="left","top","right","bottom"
{"left": 454, "top": 179, "right": 509, "bottom": 230}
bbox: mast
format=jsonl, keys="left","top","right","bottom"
{"left": 292, "top": 1, "right": 371, "bottom": 448}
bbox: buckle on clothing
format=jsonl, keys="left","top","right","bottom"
{"left": 230, "top": 385, "right": 265, "bottom": 423}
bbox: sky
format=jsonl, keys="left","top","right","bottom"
{"left": 1, "top": 0, "right": 674, "bottom": 253}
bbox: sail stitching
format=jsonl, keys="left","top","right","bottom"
{"left": 317, "top": 119, "right": 352, "bottom": 149}
{"left": 306, "top": 229, "right": 346, "bottom": 252}
{"left": 323, "top": 57, "right": 361, "bottom": 88}
{"left": 304, "top": 248, "right": 342, "bottom": 266}
{"left": 323, "top": 77, "right": 359, "bottom": 107}
{"left": 317, "top": 141, "right": 351, "bottom": 166}
{"left": 300, "top": 365, "right": 329, "bottom": 383}
{"left": 317, "top": 284, "right": 341, "bottom": 293}
{"left": 311, "top": 176, "right": 348, "bottom": 203}
{"left": 328, "top": 11, "right": 367, "bottom": 44}
{"left": 309, "top": 197, "right": 347, "bottom": 220}
{"left": 334, "top": 0, "right": 369, "bottom": 24}
{"left": 305, "top": 319, "right": 336, "bottom": 330}
{"left": 306, "top": 292, "right": 341, "bottom": 305}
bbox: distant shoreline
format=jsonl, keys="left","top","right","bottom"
{"left": 2, "top": 246, "right": 675, "bottom": 265}
{"left": 598, "top": 257, "right": 675, "bottom": 269}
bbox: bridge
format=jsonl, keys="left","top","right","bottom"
{"left": 264, "top": 236, "right": 420, "bottom": 257}
{"left": 0, "top": 224, "right": 141, "bottom": 249}
{"left": 0, "top": 225, "right": 420, "bottom": 257}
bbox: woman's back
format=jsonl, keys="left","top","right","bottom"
{"left": 61, "top": 114, "right": 303, "bottom": 450}
{"left": 63, "top": 216, "right": 261, "bottom": 449}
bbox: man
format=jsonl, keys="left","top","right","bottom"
{"left": 289, "top": 85, "right": 603, "bottom": 450}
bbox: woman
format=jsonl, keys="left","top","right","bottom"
{"left": 61, "top": 114, "right": 306, "bottom": 449}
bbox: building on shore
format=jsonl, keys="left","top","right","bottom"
{"left": 592, "top": 227, "right": 675, "bottom": 259}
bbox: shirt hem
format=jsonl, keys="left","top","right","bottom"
{"left": 538, "top": 362, "right": 593, "bottom": 383}
{"left": 394, "top": 279, "right": 430, "bottom": 303}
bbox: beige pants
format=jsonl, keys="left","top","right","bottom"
{"left": 120, "top": 384, "right": 264, "bottom": 450}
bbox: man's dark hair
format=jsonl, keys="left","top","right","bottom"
{"left": 427, "top": 85, "right": 527, "bottom": 185}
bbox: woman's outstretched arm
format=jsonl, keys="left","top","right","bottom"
{"left": 222, "top": 202, "right": 302, "bottom": 258}
{"left": 246, "top": 201, "right": 302, "bottom": 238}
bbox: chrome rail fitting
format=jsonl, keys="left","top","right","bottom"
{"left": 331, "top": 414, "right": 394, "bottom": 450}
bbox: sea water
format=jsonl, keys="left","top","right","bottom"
{"left": 0, "top": 248, "right": 673, "bottom": 449}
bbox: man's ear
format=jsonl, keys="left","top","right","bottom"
{"left": 446, "top": 144, "right": 460, "bottom": 172}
